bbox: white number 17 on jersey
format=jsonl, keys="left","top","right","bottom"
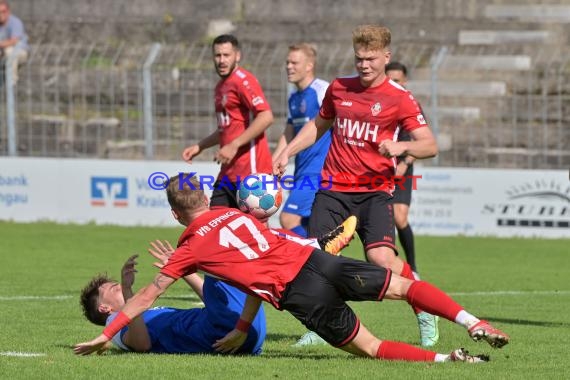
{"left": 219, "top": 216, "right": 270, "bottom": 259}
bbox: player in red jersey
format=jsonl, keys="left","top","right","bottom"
{"left": 182, "top": 34, "right": 274, "bottom": 208}
{"left": 273, "top": 25, "right": 441, "bottom": 347}
{"left": 74, "top": 175, "right": 509, "bottom": 363}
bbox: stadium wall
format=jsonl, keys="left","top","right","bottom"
{"left": 0, "top": 158, "right": 568, "bottom": 238}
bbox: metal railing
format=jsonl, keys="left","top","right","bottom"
{"left": 1, "top": 41, "right": 569, "bottom": 169}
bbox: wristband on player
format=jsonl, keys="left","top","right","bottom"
{"left": 102, "top": 311, "right": 132, "bottom": 339}
{"left": 235, "top": 318, "right": 251, "bottom": 333}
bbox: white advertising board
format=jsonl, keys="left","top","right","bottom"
{"left": 0, "top": 158, "right": 218, "bottom": 226}
{"left": 1, "top": 158, "right": 568, "bottom": 238}
{"left": 410, "top": 167, "right": 569, "bottom": 238}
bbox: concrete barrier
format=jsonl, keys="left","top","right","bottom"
{"left": 407, "top": 80, "right": 507, "bottom": 97}
{"left": 485, "top": 5, "right": 570, "bottom": 22}
{"left": 442, "top": 55, "right": 531, "bottom": 71}
{"left": 459, "top": 30, "right": 550, "bottom": 45}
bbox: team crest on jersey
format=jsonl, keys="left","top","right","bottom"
{"left": 300, "top": 99, "right": 307, "bottom": 113}
{"left": 417, "top": 114, "right": 427, "bottom": 125}
{"left": 371, "top": 102, "right": 382, "bottom": 116}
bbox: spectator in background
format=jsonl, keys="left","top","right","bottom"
{"left": 182, "top": 34, "right": 274, "bottom": 209}
{"left": 0, "top": 1, "right": 29, "bottom": 85}
{"left": 385, "top": 61, "right": 420, "bottom": 276}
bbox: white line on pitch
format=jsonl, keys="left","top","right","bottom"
{"left": 0, "top": 351, "right": 46, "bottom": 357}
{"left": 0, "top": 295, "right": 72, "bottom": 301}
{"left": 448, "top": 290, "right": 570, "bottom": 296}
{"left": 0, "top": 295, "right": 203, "bottom": 304}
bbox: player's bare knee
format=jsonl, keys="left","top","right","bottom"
{"left": 342, "top": 324, "right": 381, "bottom": 357}
{"left": 394, "top": 214, "right": 408, "bottom": 229}
{"left": 384, "top": 274, "right": 412, "bottom": 300}
{"left": 366, "top": 247, "right": 396, "bottom": 268}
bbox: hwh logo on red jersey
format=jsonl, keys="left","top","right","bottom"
{"left": 335, "top": 117, "right": 379, "bottom": 143}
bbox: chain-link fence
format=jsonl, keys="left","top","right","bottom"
{"left": 1, "top": 41, "right": 569, "bottom": 169}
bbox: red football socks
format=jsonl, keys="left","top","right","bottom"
{"left": 406, "top": 281, "right": 463, "bottom": 322}
{"left": 376, "top": 340, "right": 437, "bottom": 361}
{"left": 400, "top": 262, "right": 422, "bottom": 314}
{"left": 400, "top": 261, "right": 415, "bottom": 280}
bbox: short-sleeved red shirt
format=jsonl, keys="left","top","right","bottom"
{"left": 319, "top": 76, "right": 427, "bottom": 193}
{"left": 214, "top": 68, "right": 273, "bottom": 182}
{"left": 161, "top": 208, "right": 314, "bottom": 309}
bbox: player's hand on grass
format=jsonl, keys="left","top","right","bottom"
{"left": 121, "top": 254, "right": 138, "bottom": 289}
{"left": 73, "top": 335, "right": 111, "bottom": 356}
{"left": 182, "top": 144, "right": 201, "bottom": 163}
{"left": 212, "top": 329, "right": 247, "bottom": 354}
{"left": 148, "top": 240, "right": 175, "bottom": 269}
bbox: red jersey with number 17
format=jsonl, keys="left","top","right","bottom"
{"left": 319, "top": 75, "right": 428, "bottom": 193}
{"left": 215, "top": 67, "right": 273, "bottom": 182}
{"left": 160, "top": 208, "right": 314, "bottom": 309}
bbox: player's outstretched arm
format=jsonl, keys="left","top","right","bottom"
{"left": 148, "top": 239, "right": 175, "bottom": 269}
{"left": 73, "top": 334, "right": 113, "bottom": 356}
{"left": 120, "top": 255, "right": 138, "bottom": 298}
{"left": 272, "top": 124, "right": 294, "bottom": 161}
{"left": 119, "top": 254, "right": 152, "bottom": 352}
{"left": 273, "top": 116, "right": 332, "bottom": 177}
{"left": 148, "top": 240, "right": 204, "bottom": 300}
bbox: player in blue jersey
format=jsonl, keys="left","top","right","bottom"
{"left": 79, "top": 242, "right": 265, "bottom": 354}
{"left": 273, "top": 43, "right": 331, "bottom": 240}
{"left": 273, "top": 43, "right": 336, "bottom": 347}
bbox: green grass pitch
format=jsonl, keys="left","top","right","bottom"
{"left": 0, "top": 221, "right": 569, "bottom": 379}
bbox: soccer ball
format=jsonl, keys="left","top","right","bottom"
{"left": 237, "top": 173, "right": 283, "bottom": 219}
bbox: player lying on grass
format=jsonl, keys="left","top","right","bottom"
{"left": 79, "top": 221, "right": 356, "bottom": 354}
{"left": 80, "top": 244, "right": 265, "bottom": 355}
{"left": 74, "top": 174, "right": 509, "bottom": 363}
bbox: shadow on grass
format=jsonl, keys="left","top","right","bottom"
{"left": 264, "top": 332, "right": 303, "bottom": 342}
{"left": 259, "top": 351, "right": 349, "bottom": 360}
{"left": 263, "top": 332, "right": 418, "bottom": 347}
{"left": 484, "top": 316, "right": 570, "bottom": 328}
